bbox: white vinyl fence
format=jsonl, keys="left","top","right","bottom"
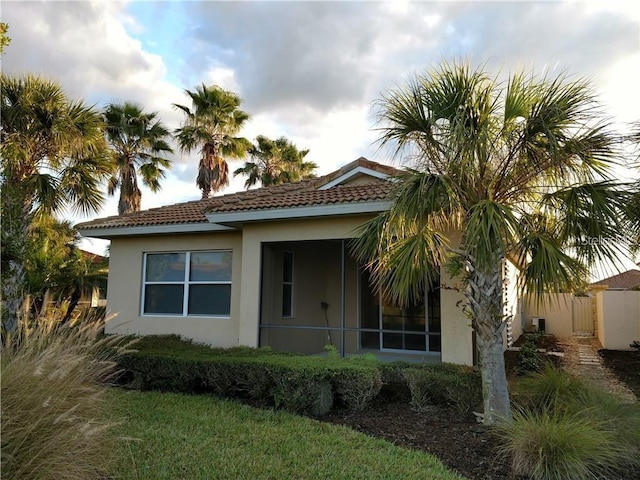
{"left": 595, "top": 290, "right": 640, "bottom": 350}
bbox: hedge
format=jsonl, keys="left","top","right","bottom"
{"left": 117, "top": 335, "right": 481, "bottom": 417}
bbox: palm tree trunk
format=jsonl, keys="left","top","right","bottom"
{"left": 61, "top": 287, "right": 81, "bottom": 325}
{"left": 118, "top": 162, "right": 142, "bottom": 214}
{"left": 2, "top": 260, "right": 25, "bottom": 331}
{"left": 197, "top": 144, "right": 218, "bottom": 199}
{"left": 466, "top": 258, "right": 511, "bottom": 425}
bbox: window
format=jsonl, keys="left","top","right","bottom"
{"left": 142, "top": 251, "right": 232, "bottom": 316}
{"left": 282, "top": 251, "right": 294, "bottom": 317}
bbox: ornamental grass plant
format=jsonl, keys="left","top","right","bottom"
{"left": 497, "top": 366, "right": 640, "bottom": 479}
{"left": 1, "top": 312, "right": 130, "bottom": 480}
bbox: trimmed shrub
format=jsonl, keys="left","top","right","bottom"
{"left": 402, "top": 364, "right": 482, "bottom": 415}
{"left": 403, "top": 368, "right": 446, "bottom": 411}
{"left": 1, "top": 314, "right": 129, "bottom": 480}
{"left": 518, "top": 338, "right": 545, "bottom": 373}
{"left": 332, "top": 366, "right": 382, "bottom": 411}
{"left": 118, "top": 335, "right": 487, "bottom": 418}
{"left": 378, "top": 362, "right": 412, "bottom": 402}
{"left": 272, "top": 367, "right": 334, "bottom": 416}
{"left": 117, "top": 336, "right": 386, "bottom": 415}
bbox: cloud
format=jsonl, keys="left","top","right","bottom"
{"left": 2, "top": 1, "right": 185, "bottom": 126}
{"left": 3, "top": 0, "right": 638, "bottom": 218}
{"left": 166, "top": 1, "right": 638, "bottom": 147}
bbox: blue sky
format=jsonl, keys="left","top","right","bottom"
{"left": 2, "top": 0, "right": 639, "bottom": 272}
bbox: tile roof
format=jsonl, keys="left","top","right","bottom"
{"left": 211, "top": 182, "right": 391, "bottom": 213}
{"left": 591, "top": 269, "right": 640, "bottom": 290}
{"left": 76, "top": 157, "right": 397, "bottom": 231}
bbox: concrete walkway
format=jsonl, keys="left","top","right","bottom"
{"left": 560, "top": 334, "right": 637, "bottom": 402}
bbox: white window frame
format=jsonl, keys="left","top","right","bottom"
{"left": 141, "top": 250, "right": 232, "bottom": 317}
{"left": 282, "top": 251, "right": 294, "bottom": 318}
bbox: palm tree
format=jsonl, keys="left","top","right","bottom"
{"left": 174, "top": 84, "right": 251, "bottom": 198}
{"left": 352, "top": 62, "right": 627, "bottom": 424}
{"left": 234, "top": 135, "right": 317, "bottom": 188}
{"left": 626, "top": 121, "right": 640, "bottom": 255}
{"left": 1, "top": 74, "right": 111, "bottom": 328}
{"left": 103, "top": 102, "right": 173, "bottom": 215}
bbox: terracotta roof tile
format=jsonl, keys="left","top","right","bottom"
{"left": 591, "top": 269, "right": 640, "bottom": 290}
{"left": 76, "top": 158, "right": 397, "bottom": 231}
{"left": 208, "top": 183, "right": 391, "bottom": 214}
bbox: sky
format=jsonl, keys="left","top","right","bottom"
{"left": 2, "top": 0, "right": 639, "bottom": 274}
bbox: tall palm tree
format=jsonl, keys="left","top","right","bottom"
{"left": 234, "top": 135, "right": 317, "bottom": 188}
{"left": 103, "top": 102, "right": 173, "bottom": 215}
{"left": 174, "top": 84, "right": 251, "bottom": 198}
{"left": 1, "top": 74, "right": 111, "bottom": 328}
{"left": 352, "top": 62, "right": 627, "bottom": 424}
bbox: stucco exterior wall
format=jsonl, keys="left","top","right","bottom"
{"left": 439, "top": 262, "right": 473, "bottom": 365}
{"left": 596, "top": 290, "right": 640, "bottom": 350}
{"left": 523, "top": 293, "right": 576, "bottom": 339}
{"left": 596, "top": 290, "right": 605, "bottom": 346}
{"left": 503, "top": 259, "right": 523, "bottom": 347}
{"left": 105, "top": 232, "right": 243, "bottom": 347}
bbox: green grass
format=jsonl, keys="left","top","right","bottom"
{"left": 109, "top": 389, "right": 465, "bottom": 480}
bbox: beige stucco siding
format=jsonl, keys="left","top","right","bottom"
{"left": 105, "top": 232, "right": 243, "bottom": 347}
{"left": 523, "top": 293, "right": 580, "bottom": 339}
{"left": 503, "top": 259, "right": 523, "bottom": 347}
{"left": 439, "top": 263, "right": 473, "bottom": 365}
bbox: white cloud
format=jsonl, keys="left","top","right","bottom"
{"left": 3, "top": 0, "right": 638, "bottom": 261}
{"left": 600, "top": 54, "right": 640, "bottom": 128}
{"left": 205, "top": 67, "right": 240, "bottom": 92}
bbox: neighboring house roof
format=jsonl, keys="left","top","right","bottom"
{"left": 591, "top": 268, "right": 640, "bottom": 290}
{"left": 76, "top": 157, "right": 398, "bottom": 238}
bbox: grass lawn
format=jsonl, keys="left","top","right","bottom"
{"left": 109, "top": 389, "right": 465, "bottom": 480}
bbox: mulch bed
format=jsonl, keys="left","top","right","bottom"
{"left": 323, "top": 402, "right": 511, "bottom": 479}
{"left": 321, "top": 340, "right": 640, "bottom": 480}
{"left": 599, "top": 349, "right": 640, "bottom": 399}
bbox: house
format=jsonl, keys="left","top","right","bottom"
{"left": 77, "top": 158, "right": 522, "bottom": 365}
{"left": 590, "top": 265, "right": 640, "bottom": 291}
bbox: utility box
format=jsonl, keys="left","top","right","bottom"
{"left": 531, "top": 317, "right": 546, "bottom": 333}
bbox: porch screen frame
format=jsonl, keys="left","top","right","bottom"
{"left": 357, "top": 267, "right": 442, "bottom": 355}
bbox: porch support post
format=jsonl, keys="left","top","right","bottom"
{"left": 341, "top": 239, "right": 346, "bottom": 357}
{"left": 238, "top": 227, "right": 262, "bottom": 347}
